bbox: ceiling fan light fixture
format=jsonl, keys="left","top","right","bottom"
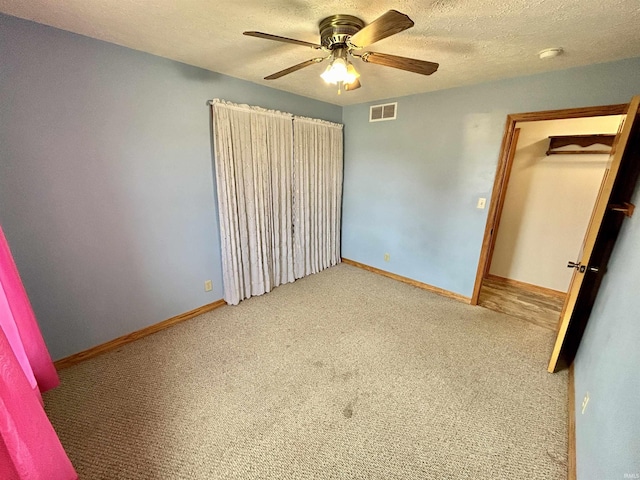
{"left": 248, "top": 10, "right": 438, "bottom": 94}
{"left": 345, "top": 63, "right": 360, "bottom": 84}
{"left": 321, "top": 57, "right": 348, "bottom": 84}
{"left": 320, "top": 48, "right": 360, "bottom": 88}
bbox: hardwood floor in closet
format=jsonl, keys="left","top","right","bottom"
{"left": 478, "top": 276, "right": 565, "bottom": 331}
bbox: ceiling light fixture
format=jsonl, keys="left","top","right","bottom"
{"left": 538, "top": 47, "right": 564, "bottom": 60}
{"left": 245, "top": 10, "right": 440, "bottom": 96}
{"left": 320, "top": 48, "right": 360, "bottom": 94}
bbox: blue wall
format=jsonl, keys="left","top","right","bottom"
{"left": 341, "top": 57, "right": 640, "bottom": 297}
{"left": 573, "top": 181, "right": 640, "bottom": 479}
{"left": 0, "top": 14, "right": 341, "bottom": 360}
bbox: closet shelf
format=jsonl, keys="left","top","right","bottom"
{"left": 546, "top": 134, "right": 615, "bottom": 156}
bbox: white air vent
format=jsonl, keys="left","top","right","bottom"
{"left": 369, "top": 102, "right": 397, "bottom": 122}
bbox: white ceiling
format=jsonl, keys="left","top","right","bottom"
{"left": 1, "top": 0, "right": 639, "bottom": 106}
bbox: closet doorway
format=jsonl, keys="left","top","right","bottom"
{"left": 471, "top": 104, "right": 628, "bottom": 331}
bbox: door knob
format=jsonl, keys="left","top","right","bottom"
{"left": 567, "top": 261, "right": 586, "bottom": 272}
{"left": 588, "top": 266, "right": 599, "bottom": 273}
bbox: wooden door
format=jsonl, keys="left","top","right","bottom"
{"left": 548, "top": 95, "right": 640, "bottom": 372}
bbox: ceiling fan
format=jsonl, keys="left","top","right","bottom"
{"left": 244, "top": 10, "right": 439, "bottom": 93}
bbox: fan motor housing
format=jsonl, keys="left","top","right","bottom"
{"left": 319, "top": 15, "right": 364, "bottom": 49}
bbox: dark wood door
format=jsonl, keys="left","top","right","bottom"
{"left": 548, "top": 95, "right": 640, "bottom": 372}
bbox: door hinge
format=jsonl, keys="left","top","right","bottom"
{"left": 609, "top": 202, "right": 635, "bottom": 217}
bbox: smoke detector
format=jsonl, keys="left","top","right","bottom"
{"left": 538, "top": 47, "right": 564, "bottom": 60}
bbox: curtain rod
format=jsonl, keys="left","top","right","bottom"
{"left": 207, "top": 99, "right": 343, "bottom": 128}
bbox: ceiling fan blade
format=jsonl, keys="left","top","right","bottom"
{"left": 345, "top": 78, "right": 361, "bottom": 91}
{"left": 244, "top": 31, "right": 322, "bottom": 49}
{"left": 264, "top": 57, "right": 325, "bottom": 80}
{"left": 348, "top": 10, "right": 414, "bottom": 48}
{"left": 361, "top": 52, "right": 439, "bottom": 75}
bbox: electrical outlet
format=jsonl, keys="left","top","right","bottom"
{"left": 477, "top": 197, "right": 487, "bottom": 209}
{"left": 581, "top": 392, "right": 590, "bottom": 414}
{"left": 384, "top": 253, "right": 390, "bottom": 262}
{"left": 204, "top": 280, "right": 213, "bottom": 292}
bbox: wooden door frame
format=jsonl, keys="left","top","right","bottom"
{"left": 470, "top": 103, "right": 629, "bottom": 306}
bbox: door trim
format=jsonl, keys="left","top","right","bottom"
{"left": 470, "top": 103, "right": 629, "bottom": 306}
{"left": 482, "top": 127, "right": 521, "bottom": 285}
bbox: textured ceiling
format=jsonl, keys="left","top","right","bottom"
{"left": 1, "top": 0, "right": 639, "bottom": 106}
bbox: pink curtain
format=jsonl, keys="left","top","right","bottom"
{"left": 0, "top": 225, "right": 77, "bottom": 479}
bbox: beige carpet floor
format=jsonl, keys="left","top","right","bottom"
{"left": 44, "top": 263, "right": 568, "bottom": 479}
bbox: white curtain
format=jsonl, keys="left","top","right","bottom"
{"left": 293, "top": 117, "right": 343, "bottom": 278}
{"left": 212, "top": 100, "right": 295, "bottom": 305}
{"left": 211, "top": 99, "right": 343, "bottom": 305}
